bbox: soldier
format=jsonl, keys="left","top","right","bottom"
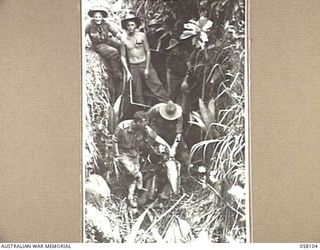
{"left": 112, "top": 111, "right": 171, "bottom": 207}
{"left": 120, "top": 14, "right": 169, "bottom": 105}
{"left": 165, "top": 39, "right": 190, "bottom": 105}
{"left": 148, "top": 101, "right": 189, "bottom": 167}
{"left": 85, "top": 6, "right": 122, "bottom": 96}
{"left": 146, "top": 19, "right": 163, "bottom": 50}
{"left": 146, "top": 18, "right": 168, "bottom": 86}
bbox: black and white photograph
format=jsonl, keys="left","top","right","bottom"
{"left": 82, "top": 0, "right": 248, "bottom": 243}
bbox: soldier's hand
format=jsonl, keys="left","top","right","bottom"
{"left": 144, "top": 68, "right": 149, "bottom": 79}
{"left": 181, "top": 80, "right": 189, "bottom": 91}
{"left": 127, "top": 72, "right": 133, "bottom": 81}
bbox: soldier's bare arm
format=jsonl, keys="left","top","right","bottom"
{"left": 107, "top": 22, "right": 122, "bottom": 40}
{"left": 120, "top": 41, "right": 132, "bottom": 81}
{"left": 142, "top": 33, "right": 150, "bottom": 79}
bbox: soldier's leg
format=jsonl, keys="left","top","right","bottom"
{"left": 118, "top": 156, "right": 139, "bottom": 207}
{"left": 128, "top": 180, "right": 136, "bottom": 200}
{"left": 169, "top": 74, "right": 183, "bottom": 102}
{"left": 145, "top": 63, "right": 169, "bottom": 102}
{"left": 129, "top": 64, "right": 144, "bottom": 104}
{"left": 95, "top": 44, "right": 121, "bottom": 78}
{"left": 132, "top": 156, "right": 143, "bottom": 190}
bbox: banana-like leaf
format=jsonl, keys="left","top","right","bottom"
{"left": 207, "top": 98, "right": 216, "bottom": 123}
{"left": 190, "top": 138, "right": 222, "bottom": 161}
{"left": 163, "top": 216, "right": 193, "bottom": 243}
{"left": 145, "top": 211, "right": 164, "bottom": 243}
{"left": 180, "top": 30, "right": 196, "bottom": 40}
{"left": 184, "top": 22, "right": 200, "bottom": 31}
{"left": 112, "top": 94, "right": 122, "bottom": 130}
{"left": 190, "top": 111, "right": 206, "bottom": 129}
{"left": 150, "top": 227, "right": 164, "bottom": 243}
{"left": 201, "top": 19, "right": 213, "bottom": 32}
{"left": 188, "top": 19, "right": 199, "bottom": 25}
{"left": 199, "top": 98, "right": 210, "bottom": 128}
{"left": 125, "top": 207, "right": 149, "bottom": 243}
{"left": 113, "top": 95, "right": 122, "bottom": 117}
{"left": 199, "top": 31, "right": 209, "bottom": 43}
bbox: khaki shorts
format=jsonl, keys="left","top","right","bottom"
{"left": 117, "top": 154, "right": 140, "bottom": 176}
